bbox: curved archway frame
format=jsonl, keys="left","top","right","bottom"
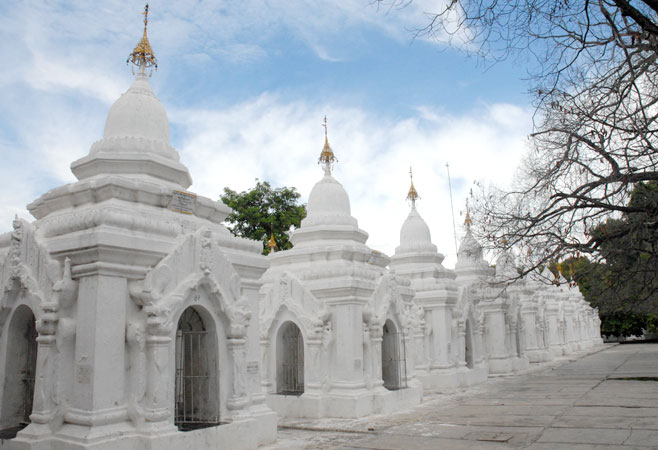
{"left": 128, "top": 229, "right": 258, "bottom": 427}
{"left": 259, "top": 272, "right": 330, "bottom": 396}
{"left": 0, "top": 305, "right": 37, "bottom": 432}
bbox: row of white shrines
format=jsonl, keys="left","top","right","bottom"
{"left": 0, "top": 56, "right": 602, "bottom": 450}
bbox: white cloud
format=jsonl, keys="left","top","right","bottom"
{"left": 0, "top": 0, "right": 530, "bottom": 271}
{"left": 172, "top": 94, "right": 532, "bottom": 268}
{"left": 1, "top": 1, "right": 457, "bottom": 94}
{"left": 0, "top": 80, "right": 530, "bottom": 267}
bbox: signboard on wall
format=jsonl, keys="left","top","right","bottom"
{"left": 169, "top": 190, "right": 197, "bottom": 215}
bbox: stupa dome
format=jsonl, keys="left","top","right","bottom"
{"left": 103, "top": 72, "right": 170, "bottom": 145}
{"left": 302, "top": 174, "right": 356, "bottom": 226}
{"left": 495, "top": 248, "right": 517, "bottom": 278}
{"left": 396, "top": 206, "right": 437, "bottom": 254}
{"left": 390, "top": 171, "right": 452, "bottom": 287}
{"left": 69, "top": 14, "right": 191, "bottom": 188}
{"left": 291, "top": 120, "right": 367, "bottom": 246}
{"left": 300, "top": 125, "right": 358, "bottom": 228}
{"left": 457, "top": 228, "right": 483, "bottom": 262}
{"left": 394, "top": 169, "right": 438, "bottom": 254}
{"left": 455, "top": 211, "right": 492, "bottom": 279}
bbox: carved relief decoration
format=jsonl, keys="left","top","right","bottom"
{"left": 130, "top": 227, "right": 249, "bottom": 339}
{"left": 260, "top": 271, "right": 329, "bottom": 340}
{"left": 0, "top": 218, "right": 62, "bottom": 327}
{"left": 367, "top": 273, "right": 416, "bottom": 334}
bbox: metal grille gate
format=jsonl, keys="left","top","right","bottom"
{"left": 175, "top": 308, "right": 220, "bottom": 431}
{"left": 464, "top": 320, "right": 474, "bottom": 369}
{"left": 382, "top": 321, "right": 407, "bottom": 390}
{"left": 278, "top": 323, "right": 304, "bottom": 395}
{"left": 21, "top": 318, "right": 37, "bottom": 424}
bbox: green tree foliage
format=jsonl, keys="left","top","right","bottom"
{"left": 220, "top": 180, "right": 306, "bottom": 255}
{"left": 558, "top": 181, "right": 658, "bottom": 336}
{"left": 560, "top": 256, "right": 657, "bottom": 336}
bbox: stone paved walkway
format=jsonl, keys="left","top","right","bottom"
{"left": 261, "top": 343, "right": 658, "bottom": 449}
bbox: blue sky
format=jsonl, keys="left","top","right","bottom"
{"left": 0, "top": 0, "right": 534, "bottom": 267}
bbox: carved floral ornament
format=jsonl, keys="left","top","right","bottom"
{"left": 363, "top": 273, "right": 417, "bottom": 335}
{"left": 129, "top": 228, "right": 251, "bottom": 339}
{"left": 260, "top": 271, "right": 331, "bottom": 340}
{"left": 36, "top": 258, "right": 78, "bottom": 339}
{"left": 1, "top": 218, "right": 71, "bottom": 333}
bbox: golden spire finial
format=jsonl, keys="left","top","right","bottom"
{"left": 267, "top": 233, "right": 277, "bottom": 254}
{"left": 406, "top": 166, "right": 420, "bottom": 207}
{"left": 464, "top": 206, "right": 473, "bottom": 228}
{"left": 463, "top": 199, "right": 473, "bottom": 228}
{"left": 267, "top": 223, "right": 277, "bottom": 254}
{"left": 318, "top": 115, "right": 337, "bottom": 175}
{"left": 127, "top": 4, "right": 158, "bottom": 73}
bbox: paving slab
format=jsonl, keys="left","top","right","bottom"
{"left": 462, "top": 397, "right": 577, "bottom": 406}
{"left": 625, "top": 430, "right": 658, "bottom": 447}
{"left": 260, "top": 343, "right": 658, "bottom": 449}
{"left": 434, "top": 414, "right": 558, "bottom": 427}
{"left": 440, "top": 404, "right": 570, "bottom": 416}
{"left": 347, "top": 434, "right": 515, "bottom": 449}
{"left": 567, "top": 406, "right": 658, "bottom": 418}
{"left": 552, "top": 415, "right": 639, "bottom": 429}
{"left": 525, "top": 444, "right": 650, "bottom": 450}
{"left": 381, "top": 423, "right": 544, "bottom": 443}
{"left": 536, "top": 427, "right": 632, "bottom": 445}
{"left": 575, "top": 395, "right": 658, "bottom": 408}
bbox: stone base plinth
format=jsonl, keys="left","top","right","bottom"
{"left": 526, "top": 349, "right": 553, "bottom": 363}
{"left": 266, "top": 384, "right": 422, "bottom": 419}
{"left": 549, "top": 344, "right": 566, "bottom": 357}
{"left": 418, "top": 364, "right": 488, "bottom": 390}
{"left": 459, "top": 364, "right": 489, "bottom": 386}
{"left": 6, "top": 416, "right": 276, "bottom": 450}
{"left": 487, "top": 355, "right": 516, "bottom": 374}
{"left": 511, "top": 356, "right": 530, "bottom": 372}
{"left": 417, "top": 368, "right": 459, "bottom": 390}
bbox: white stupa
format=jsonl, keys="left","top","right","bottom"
{"left": 0, "top": 7, "right": 275, "bottom": 449}
{"left": 454, "top": 211, "right": 492, "bottom": 283}
{"left": 390, "top": 171, "right": 487, "bottom": 388}
{"left": 259, "top": 121, "right": 422, "bottom": 418}
{"left": 453, "top": 213, "right": 517, "bottom": 374}
{"left": 517, "top": 267, "right": 553, "bottom": 363}
{"left": 493, "top": 248, "right": 530, "bottom": 372}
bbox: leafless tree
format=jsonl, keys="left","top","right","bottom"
{"left": 379, "top": 0, "right": 658, "bottom": 281}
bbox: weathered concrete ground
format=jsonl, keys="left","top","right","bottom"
{"left": 261, "top": 343, "right": 658, "bottom": 449}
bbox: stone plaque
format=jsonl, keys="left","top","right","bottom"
{"left": 170, "top": 190, "right": 197, "bottom": 215}
{"left": 246, "top": 361, "right": 259, "bottom": 374}
{"left": 77, "top": 364, "right": 92, "bottom": 384}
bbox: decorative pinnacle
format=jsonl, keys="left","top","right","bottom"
{"left": 127, "top": 4, "right": 158, "bottom": 73}
{"left": 267, "top": 232, "right": 277, "bottom": 254}
{"left": 318, "top": 116, "right": 337, "bottom": 175}
{"left": 464, "top": 202, "right": 472, "bottom": 228}
{"left": 406, "top": 166, "right": 420, "bottom": 207}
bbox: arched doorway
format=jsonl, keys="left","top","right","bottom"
{"left": 174, "top": 307, "right": 219, "bottom": 431}
{"left": 464, "top": 319, "right": 474, "bottom": 369}
{"left": 0, "top": 305, "right": 37, "bottom": 433}
{"left": 276, "top": 321, "right": 304, "bottom": 395}
{"left": 382, "top": 319, "right": 405, "bottom": 390}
